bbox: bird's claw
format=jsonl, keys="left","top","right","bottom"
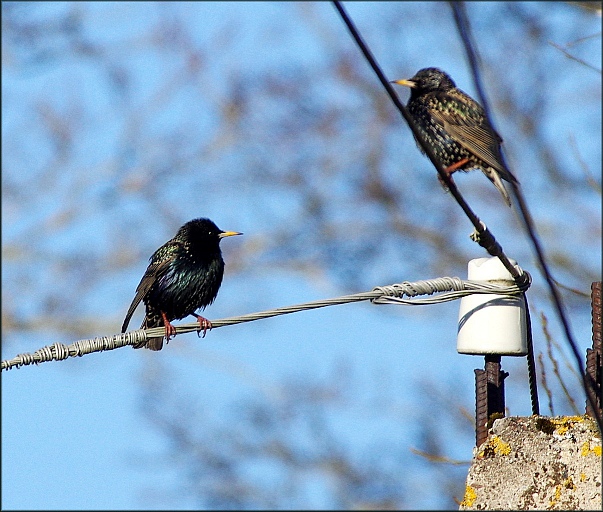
{"left": 161, "top": 311, "right": 177, "bottom": 344}
{"left": 164, "top": 323, "right": 177, "bottom": 345}
{"left": 195, "top": 316, "right": 213, "bottom": 338}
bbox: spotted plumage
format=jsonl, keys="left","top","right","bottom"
{"left": 122, "top": 218, "right": 242, "bottom": 351}
{"left": 392, "top": 67, "right": 518, "bottom": 206}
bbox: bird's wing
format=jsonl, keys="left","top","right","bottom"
{"left": 430, "top": 104, "right": 518, "bottom": 183}
{"left": 121, "top": 243, "right": 180, "bottom": 333}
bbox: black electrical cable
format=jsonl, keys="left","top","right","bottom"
{"left": 331, "top": 1, "right": 525, "bottom": 284}
{"left": 450, "top": 1, "right": 601, "bottom": 429}
{"left": 332, "top": 0, "right": 601, "bottom": 429}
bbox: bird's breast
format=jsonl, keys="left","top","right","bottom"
{"left": 149, "top": 254, "right": 225, "bottom": 320}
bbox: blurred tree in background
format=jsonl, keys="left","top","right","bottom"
{"left": 2, "top": 2, "right": 601, "bottom": 509}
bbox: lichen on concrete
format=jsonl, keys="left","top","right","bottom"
{"left": 459, "top": 415, "right": 601, "bottom": 510}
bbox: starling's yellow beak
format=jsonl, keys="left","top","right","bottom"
{"left": 219, "top": 231, "right": 243, "bottom": 238}
{"left": 391, "top": 79, "right": 416, "bottom": 88}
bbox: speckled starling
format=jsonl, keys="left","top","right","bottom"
{"left": 392, "top": 67, "right": 518, "bottom": 206}
{"left": 121, "top": 218, "right": 242, "bottom": 351}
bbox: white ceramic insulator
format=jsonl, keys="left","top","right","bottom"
{"left": 457, "top": 257, "right": 528, "bottom": 356}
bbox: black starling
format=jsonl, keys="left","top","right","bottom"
{"left": 121, "top": 218, "right": 242, "bottom": 351}
{"left": 391, "top": 67, "right": 518, "bottom": 206}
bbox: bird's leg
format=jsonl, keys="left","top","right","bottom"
{"left": 443, "top": 157, "right": 470, "bottom": 176}
{"left": 192, "top": 313, "right": 213, "bottom": 338}
{"left": 438, "top": 157, "right": 468, "bottom": 190}
{"left": 160, "top": 311, "right": 177, "bottom": 342}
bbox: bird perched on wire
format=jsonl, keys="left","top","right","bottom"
{"left": 391, "top": 67, "right": 518, "bottom": 206}
{"left": 121, "top": 218, "right": 242, "bottom": 351}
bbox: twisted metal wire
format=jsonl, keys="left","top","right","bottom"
{"left": 1, "top": 275, "right": 530, "bottom": 371}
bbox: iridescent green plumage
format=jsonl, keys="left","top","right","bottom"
{"left": 122, "top": 218, "right": 242, "bottom": 350}
{"left": 392, "top": 67, "right": 518, "bottom": 206}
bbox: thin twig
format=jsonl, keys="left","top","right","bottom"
{"left": 548, "top": 40, "right": 601, "bottom": 73}
{"left": 538, "top": 352, "right": 555, "bottom": 416}
{"left": 540, "top": 312, "right": 581, "bottom": 415}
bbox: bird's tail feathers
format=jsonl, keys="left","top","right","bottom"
{"left": 485, "top": 168, "right": 512, "bottom": 207}
{"left": 133, "top": 315, "right": 165, "bottom": 351}
{"left": 498, "top": 165, "right": 519, "bottom": 184}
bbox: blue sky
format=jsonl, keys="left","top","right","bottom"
{"left": 2, "top": 2, "right": 601, "bottom": 510}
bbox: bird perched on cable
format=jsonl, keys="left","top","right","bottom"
{"left": 391, "top": 67, "right": 518, "bottom": 206}
{"left": 122, "top": 218, "right": 242, "bottom": 351}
